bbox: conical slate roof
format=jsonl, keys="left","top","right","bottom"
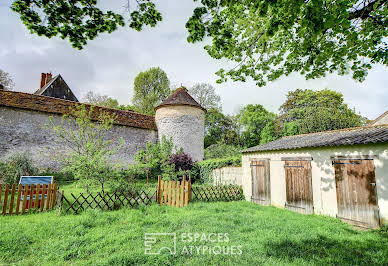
{"left": 155, "top": 87, "right": 206, "bottom": 112}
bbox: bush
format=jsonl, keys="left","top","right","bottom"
{"left": 170, "top": 152, "right": 194, "bottom": 172}
{"left": 192, "top": 156, "right": 241, "bottom": 183}
{"left": 0, "top": 153, "right": 38, "bottom": 184}
{"left": 134, "top": 136, "right": 176, "bottom": 180}
{"left": 204, "top": 143, "right": 241, "bottom": 159}
{"left": 37, "top": 170, "right": 75, "bottom": 183}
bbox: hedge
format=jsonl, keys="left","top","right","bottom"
{"left": 191, "top": 156, "right": 241, "bottom": 183}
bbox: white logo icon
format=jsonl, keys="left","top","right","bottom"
{"left": 144, "top": 233, "right": 177, "bottom": 255}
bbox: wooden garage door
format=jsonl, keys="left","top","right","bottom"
{"left": 251, "top": 160, "right": 270, "bottom": 205}
{"left": 284, "top": 159, "right": 313, "bottom": 214}
{"left": 333, "top": 159, "right": 380, "bottom": 228}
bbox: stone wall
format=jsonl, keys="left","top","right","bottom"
{"left": 212, "top": 167, "right": 243, "bottom": 186}
{"left": 0, "top": 107, "right": 158, "bottom": 169}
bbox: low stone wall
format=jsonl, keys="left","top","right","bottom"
{"left": 0, "top": 107, "right": 158, "bottom": 170}
{"left": 212, "top": 166, "right": 243, "bottom": 186}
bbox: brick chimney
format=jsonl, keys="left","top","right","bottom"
{"left": 40, "top": 73, "right": 53, "bottom": 88}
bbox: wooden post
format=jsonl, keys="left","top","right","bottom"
{"left": 2, "top": 184, "right": 9, "bottom": 215}
{"left": 22, "top": 185, "right": 28, "bottom": 214}
{"left": 172, "top": 181, "right": 176, "bottom": 206}
{"left": 176, "top": 181, "right": 180, "bottom": 207}
{"left": 40, "top": 184, "right": 46, "bottom": 212}
{"left": 34, "top": 184, "right": 40, "bottom": 210}
{"left": 180, "top": 179, "right": 185, "bottom": 208}
{"left": 46, "top": 184, "right": 52, "bottom": 210}
{"left": 28, "top": 184, "right": 34, "bottom": 211}
{"left": 188, "top": 175, "right": 192, "bottom": 202}
{"left": 163, "top": 181, "right": 168, "bottom": 205}
{"left": 52, "top": 184, "right": 58, "bottom": 209}
{"left": 9, "top": 184, "right": 16, "bottom": 215}
{"left": 15, "top": 184, "right": 22, "bottom": 215}
{"left": 167, "top": 181, "right": 172, "bottom": 205}
{"left": 184, "top": 180, "right": 189, "bottom": 207}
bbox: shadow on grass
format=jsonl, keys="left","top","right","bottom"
{"left": 265, "top": 234, "right": 388, "bottom": 264}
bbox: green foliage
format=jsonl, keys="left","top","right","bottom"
{"left": 193, "top": 157, "right": 241, "bottom": 183}
{"left": 281, "top": 121, "right": 299, "bottom": 137}
{"left": 204, "top": 143, "right": 241, "bottom": 160}
{"left": 134, "top": 136, "right": 176, "bottom": 180}
{"left": 83, "top": 91, "right": 119, "bottom": 109}
{"left": 12, "top": 0, "right": 161, "bottom": 49}
{"left": 259, "top": 121, "right": 277, "bottom": 144}
{"left": 188, "top": 83, "right": 222, "bottom": 111}
{"left": 187, "top": 0, "right": 387, "bottom": 86}
{"left": 0, "top": 153, "right": 37, "bottom": 184}
{"left": 12, "top": 1, "right": 387, "bottom": 85}
{"left": 132, "top": 67, "right": 171, "bottom": 115}
{"left": 205, "top": 108, "right": 240, "bottom": 148}
{"left": 37, "top": 170, "right": 74, "bottom": 183}
{"left": 278, "top": 89, "right": 365, "bottom": 135}
{"left": 47, "top": 105, "right": 124, "bottom": 192}
{"left": 237, "top": 104, "right": 277, "bottom": 147}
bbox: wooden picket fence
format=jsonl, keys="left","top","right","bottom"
{"left": 0, "top": 183, "right": 58, "bottom": 215}
{"left": 157, "top": 176, "right": 191, "bottom": 207}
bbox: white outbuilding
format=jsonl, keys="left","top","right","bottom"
{"left": 241, "top": 124, "right": 388, "bottom": 228}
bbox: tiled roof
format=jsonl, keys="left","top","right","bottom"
{"left": 369, "top": 110, "right": 388, "bottom": 125}
{"left": 0, "top": 90, "right": 157, "bottom": 130}
{"left": 155, "top": 87, "right": 206, "bottom": 112}
{"left": 243, "top": 125, "right": 388, "bottom": 153}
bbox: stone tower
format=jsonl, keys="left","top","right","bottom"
{"left": 155, "top": 87, "right": 206, "bottom": 162}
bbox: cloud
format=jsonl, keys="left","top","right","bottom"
{"left": 0, "top": 0, "right": 386, "bottom": 120}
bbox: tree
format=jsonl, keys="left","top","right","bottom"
{"left": 187, "top": 1, "right": 388, "bottom": 86}
{"left": 83, "top": 91, "right": 119, "bottom": 109}
{"left": 188, "top": 83, "right": 222, "bottom": 111}
{"left": 0, "top": 69, "right": 15, "bottom": 90}
{"left": 48, "top": 105, "right": 124, "bottom": 192}
{"left": 132, "top": 67, "right": 171, "bottom": 115}
{"left": 237, "top": 104, "right": 277, "bottom": 148}
{"left": 278, "top": 89, "right": 365, "bottom": 135}
{"left": 259, "top": 121, "right": 277, "bottom": 145}
{"left": 12, "top": 1, "right": 387, "bottom": 84}
{"left": 205, "top": 108, "right": 240, "bottom": 148}
{"left": 204, "top": 143, "right": 241, "bottom": 160}
{"left": 11, "top": 0, "right": 161, "bottom": 49}
{"left": 134, "top": 136, "right": 176, "bottom": 180}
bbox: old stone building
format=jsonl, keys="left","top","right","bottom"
{"left": 34, "top": 73, "right": 79, "bottom": 102}
{"left": 155, "top": 87, "right": 206, "bottom": 161}
{"left": 0, "top": 85, "right": 205, "bottom": 169}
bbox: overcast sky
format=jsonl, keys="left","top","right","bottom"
{"left": 0, "top": 1, "right": 387, "bottom": 120}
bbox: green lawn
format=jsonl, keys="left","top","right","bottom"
{"left": 0, "top": 201, "right": 387, "bottom": 265}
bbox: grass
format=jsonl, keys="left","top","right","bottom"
{"left": 1, "top": 201, "right": 387, "bottom": 265}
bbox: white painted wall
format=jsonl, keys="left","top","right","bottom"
{"left": 241, "top": 143, "right": 388, "bottom": 224}
{"left": 212, "top": 167, "right": 243, "bottom": 186}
